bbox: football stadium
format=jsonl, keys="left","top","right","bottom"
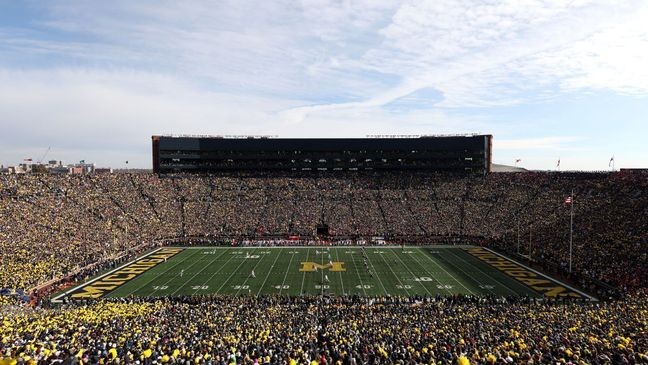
{"left": 2, "top": 2, "right": 648, "bottom": 364}
{"left": 2, "top": 135, "right": 646, "bottom": 365}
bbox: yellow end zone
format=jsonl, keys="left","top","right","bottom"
{"left": 465, "top": 247, "right": 594, "bottom": 300}
{"left": 63, "top": 248, "right": 183, "bottom": 300}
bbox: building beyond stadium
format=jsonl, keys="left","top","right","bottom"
{"left": 152, "top": 135, "right": 493, "bottom": 174}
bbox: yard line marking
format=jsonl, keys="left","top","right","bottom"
{"left": 168, "top": 248, "right": 231, "bottom": 296}
{"left": 350, "top": 249, "right": 367, "bottom": 296}
{"left": 189, "top": 248, "right": 241, "bottom": 295}
{"left": 216, "top": 247, "right": 261, "bottom": 295}
{"left": 279, "top": 249, "right": 298, "bottom": 295}
{"left": 333, "top": 247, "right": 345, "bottom": 295}
{"left": 299, "top": 248, "right": 311, "bottom": 295}
{"left": 416, "top": 247, "right": 476, "bottom": 295}
{"left": 398, "top": 248, "right": 451, "bottom": 295}
{"left": 256, "top": 249, "right": 283, "bottom": 296}
{"left": 235, "top": 247, "right": 274, "bottom": 295}
{"left": 125, "top": 248, "right": 203, "bottom": 297}
{"left": 444, "top": 248, "right": 516, "bottom": 296}
{"left": 367, "top": 248, "right": 395, "bottom": 296}
{"left": 182, "top": 248, "right": 232, "bottom": 295}
{"left": 388, "top": 248, "right": 432, "bottom": 296}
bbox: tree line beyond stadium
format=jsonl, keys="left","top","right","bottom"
{"left": 152, "top": 135, "right": 493, "bottom": 174}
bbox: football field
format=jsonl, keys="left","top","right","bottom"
{"left": 57, "top": 246, "right": 594, "bottom": 300}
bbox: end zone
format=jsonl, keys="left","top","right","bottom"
{"left": 52, "top": 247, "right": 183, "bottom": 302}
{"left": 466, "top": 247, "right": 597, "bottom": 301}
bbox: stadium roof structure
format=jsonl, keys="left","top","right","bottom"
{"left": 152, "top": 134, "right": 493, "bottom": 174}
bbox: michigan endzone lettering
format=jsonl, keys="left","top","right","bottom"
{"left": 465, "top": 247, "right": 586, "bottom": 298}
{"left": 67, "top": 248, "right": 183, "bottom": 299}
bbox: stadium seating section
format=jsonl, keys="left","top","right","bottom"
{"left": 0, "top": 172, "right": 646, "bottom": 364}
{"left": 1, "top": 172, "right": 645, "bottom": 293}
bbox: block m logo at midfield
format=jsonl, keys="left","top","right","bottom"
{"left": 299, "top": 262, "right": 346, "bottom": 272}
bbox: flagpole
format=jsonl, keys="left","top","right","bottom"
{"left": 569, "top": 189, "right": 573, "bottom": 274}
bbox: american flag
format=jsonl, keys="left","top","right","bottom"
{"left": 564, "top": 196, "right": 573, "bottom": 204}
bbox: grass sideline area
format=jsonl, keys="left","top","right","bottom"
{"left": 54, "top": 246, "right": 595, "bottom": 301}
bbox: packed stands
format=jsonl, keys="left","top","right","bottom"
{"left": 1, "top": 294, "right": 646, "bottom": 364}
{"left": 1, "top": 172, "right": 646, "bottom": 297}
{"left": 1, "top": 171, "right": 647, "bottom": 364}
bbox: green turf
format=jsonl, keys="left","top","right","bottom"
{"left": 97, "top": 246, "right": 543, "bottom": 298}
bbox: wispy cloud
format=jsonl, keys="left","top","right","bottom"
{"left": 0, "top": 68, "right": 483, "bottom": 167}
{"left": 0, "top": 1, "right": 647, "bottom": 169}
{"left": 5, "top": 1, "right": 648, "bottom": 106}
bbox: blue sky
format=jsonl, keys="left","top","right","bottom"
{"left": 1, "top": 0, "right": 647, "bottom": 170}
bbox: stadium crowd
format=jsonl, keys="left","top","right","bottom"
{"left": 1, "top": 171, "right": 645, "bottom": 296}
{"left": 0, "top": 171, "right": 646, "bottom": 364}
{"left": 0, "top": 294, "right": 646, "bottom": 364}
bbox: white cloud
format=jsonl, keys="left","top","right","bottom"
{"left": 1, "top": 1, "right": 648, "bottom": 169}
{"left": 352, "top": 0, "right": 648, "bottom": 108}
{"left": 0, "top": 68, "right": 293, "bottom": 166}
{"left": 7, "top": 0, "right": 648, "bottom": 109}
{"left": 0, "top": 68, "right": 486, "bottom": 167}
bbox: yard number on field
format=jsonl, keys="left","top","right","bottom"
{"left": 414, "top": 276, "right": 434, "bottom": 282}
